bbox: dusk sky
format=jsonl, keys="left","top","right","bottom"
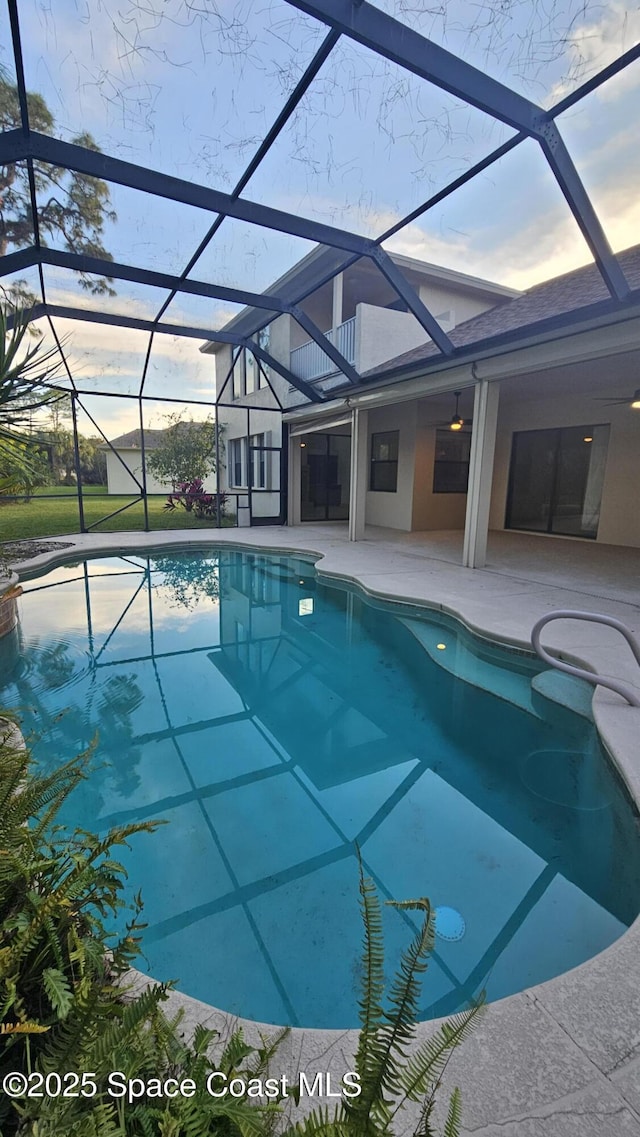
{"left": 2, "top": 0, "right": 639, "bottom": 434}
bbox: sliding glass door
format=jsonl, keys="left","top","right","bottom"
{"left": 300, "top": 433, "right": 351, "bottom": 522}
{"left": 506, "top": 424, "right": 609, "bottom": 539}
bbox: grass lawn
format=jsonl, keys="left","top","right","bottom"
{"left": 34, "top": 485, "right": 110, "bottom": 496}
{"left": 0, "top": 490, "right": 235, "bottom": 542}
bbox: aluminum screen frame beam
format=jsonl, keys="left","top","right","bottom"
{"left": 285, "top": 0, "right": 544, "bottom": 134}
{"left": 151, "top": 28, "right": 342, "bottom": 328}
{"left": 1, "top": 130, "right": 373, "bottom": 257}
{"left": 284, "top": 1, "right": 629, "bottom": 305}
{"left": 290, "top": 306, "right": 361, "bottom": 384}
{"left": 246, "top": 340, "right": 324, "bottom": 404}
{"left": 39, "top": 304, "right": 325, "bottom": 405}
{"left": 372, "top": 248, "right": 455, "bottom": 355}
{"left": 536, "top": 122, "right": 630, "bottom": 300}
{"left": 35, "top": 249, "right": 288, "bottom": 315}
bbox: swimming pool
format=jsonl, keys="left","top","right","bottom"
{"left": 1, "top": 547, "right": 639, "bottom": 1029}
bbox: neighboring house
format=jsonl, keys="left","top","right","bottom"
{"left": 104, "top": 425, "right": 215, "bottom": 495}
{"left": 203, "top": 247, "right": 518, "bottom": 524}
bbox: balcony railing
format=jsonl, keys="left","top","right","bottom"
{"left": 290, "top": 316, "right": 356, "bottom": 381}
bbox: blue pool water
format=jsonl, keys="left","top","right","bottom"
{"left": 1, "top": 548, "right": 639, "bottom": 1028}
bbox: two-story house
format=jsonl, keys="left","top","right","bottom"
{"left": 203, "top": 246, "right": 518, "bottom": 526}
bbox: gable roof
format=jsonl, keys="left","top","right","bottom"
{"left": 107, "top": 428, "right": 166, "bottom": 449}
{"left": 202, "top": 245, "right": 517, "bottom": 349}
{"left": 107, "top": 421, "right": 209, "bottom": 449}
{"left": 365, "top": 244, "right": 640, "bottom": 378}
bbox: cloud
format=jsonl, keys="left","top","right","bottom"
{"left": 384, "top": 164, "right": 639, "bottom": 292}
{"left": 548, "top": 1, "right": 640, "bottom": 104}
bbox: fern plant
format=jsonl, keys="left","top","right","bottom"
{"left": 285, "top": 859, "right": 483, "bottom": 1137}
{"left": 1, "top": 715, "right": 481, "bottom": 1136}
{"left": 0, "top": 718, "right": 284, "bottom": 1137}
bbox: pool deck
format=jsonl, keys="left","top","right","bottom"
{"left": 6, "top": 525, "right": 640, "bottom": 1136}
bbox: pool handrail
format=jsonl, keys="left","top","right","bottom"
{"left": 531, "top": 609, "right": 640, "bottom": 708}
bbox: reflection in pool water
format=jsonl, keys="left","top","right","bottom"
{"left": 1, "top": 549, "right": 639, "bottom": 1028}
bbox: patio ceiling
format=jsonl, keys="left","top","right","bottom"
{"left": 1, "top": 0, "right": 640, "bottom": 411}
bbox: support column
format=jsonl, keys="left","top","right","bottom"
{"left": 332, "top": 272, "right": 343, "bottom": 330}
{"left": 349, "top": 407, "right": 368, "bottom": 541}
{"left": 288, "top": 433, "right": 302, "bottom": 526}
{"left": 462, "top": 379, "right": 500, "bottom": 569}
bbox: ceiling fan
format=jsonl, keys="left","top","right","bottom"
{"left": 593, "top": 388, "right": 640, "bottom": 408}
{"left": 432, "top": 390, "right": 473, "bottom": 431}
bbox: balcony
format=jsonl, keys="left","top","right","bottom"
{"left": 289, "top": 316, "right": 356, "bottom": 382}
{"left": 288, "top": 305, "right": 440, "bottom": 383}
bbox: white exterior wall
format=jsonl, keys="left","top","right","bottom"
{"left": 418, "top": 282, "right": 501, "bottom": 327}
{"left": 213, "top": 332, "right": 285, "bottom": 516}
{"left": 106, "top": 449, "right": 217, "bottom": 495}
{"left": 355, "top": 304, "right": 429, "bottom": 373}
{"left": 364, "top": 402, "right": 417, "bottom": 531}
{"left": 489, "top": 388, "right": 640, "bottom": 548}
{"left": 105, "top": 450, "right": 173, "bottom": 495}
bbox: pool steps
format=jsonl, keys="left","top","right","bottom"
{"left": 399, "top": 616, "right": 594, "bottom": 724}
{"left": 531, "top": 609, "right": 640, "bottom": 708}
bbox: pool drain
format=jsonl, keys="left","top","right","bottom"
{"left": 434, "top": 906, "right": 465, "bottom": 942}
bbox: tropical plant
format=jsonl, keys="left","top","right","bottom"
{"left": 163, "top": 477, "right": 227, "bottom": 520}
{"left": 284, "top": 861, "right": 483, "bottom": 1137}
{"left": 146, "top": 415, "right": 222, "bottom": 489}
{"left": 0, "top": 302, "right": 63, "bottom": 494}
{"left": 0, "top": 437, "right": 51, "bottom": 498}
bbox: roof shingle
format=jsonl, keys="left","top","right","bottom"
{"left": 365, "top": 244, "right": 640, "bottom": 377}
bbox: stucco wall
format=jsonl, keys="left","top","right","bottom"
{"left": 214, "top": 344, "right": 234, "bottom": 398}
{"left": 106, "top": 450, "right": 174, "bottom": 495}
{"left": 364, "top": 402, "right": 416, "bottom": 531}
{"left": 412, "top": 403, "right": 469, "bottom": 531}
{"left": 356, "top": 304, "right": 429, "bottom": 373}
{"left": 105, "top": 450, "right": 217, "bottom": 496}
{"left": 418, "top": 282, "right": 502, "bottom": 327}
{"left": 489, "top": 391, "right": 640, "bottom": 548}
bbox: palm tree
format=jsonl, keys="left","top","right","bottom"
{"left": 0, "top": 301, "right": 64, "bottom": 494}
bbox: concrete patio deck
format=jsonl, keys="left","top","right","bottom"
{"left": 5, "top": 523, "right": 640, "bottom": 1135}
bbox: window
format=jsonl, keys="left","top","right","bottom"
{"left": 230, "top": 346, "right": 269, "bottom": 398}
{"left": 230, "top": 434, "right": 270, "bottom": 489}
{"left": 245, "top": 353, "right": 257, "bottom": 395}
{"left": 433, "top": 429, "right": 471, "bottom": 493}
{"left": 232, "top": 352, "right": 245, "bottom": 400}
{"left": 249, "top": 433, "right": 267, "bottom": 489}
{"left": 230, "top": 438, "right": 246, "bottom": 487}
{"left": 369, "top": 431, "right": 399, "bottom": 492}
